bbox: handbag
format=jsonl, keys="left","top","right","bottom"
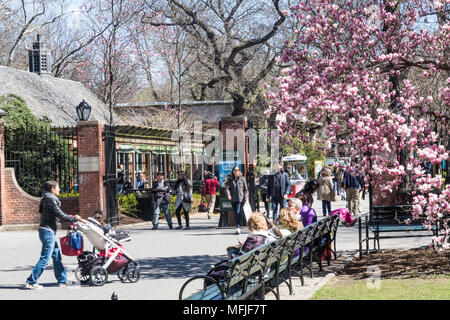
{"left": 263, "top": 214, "right": 283, "bottom": 239}
{"left": 199, "top": 202, "right": 207, "bottom": 212}
{"left": 182, "top": 193, "right": 192, "bottom": 203}
{"left": 60, "top": 231, "right": 84, "bottom": 256}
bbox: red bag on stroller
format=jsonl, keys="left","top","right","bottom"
{"left": 60, "top": 232, "right": 84, "bottom": 256}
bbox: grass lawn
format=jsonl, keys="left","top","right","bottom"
{"left": 312, "top": 275, "right": 450, "bottom": 300}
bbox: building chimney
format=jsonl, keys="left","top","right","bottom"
{"left": 28, "top": 34, "right": 51, "bottom": 75}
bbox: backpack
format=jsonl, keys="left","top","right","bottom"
{"left": 70, "top": 231, "right": 83, "bottom": 250}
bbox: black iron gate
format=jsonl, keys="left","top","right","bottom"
{"left": 104, "top": 125, "right": 118, "bottom": 226}
{"left": 4, "top": 124, "right": 78, "bottom": 197}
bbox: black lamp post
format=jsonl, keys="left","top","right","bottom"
{"left": 76, "top": 100, "right": 91, "bottom": 121}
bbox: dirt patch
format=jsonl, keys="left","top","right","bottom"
{"left": 117, "top": 213, "right": 144, "bottom": 226}
{"left": 338, "top": 248, "right": 450, "bottom": 280}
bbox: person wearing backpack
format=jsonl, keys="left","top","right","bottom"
{"left": 25, "top": 181, "right": 82, "bottom": 290}
{"left": 317, "top": 168, "right": 336, "bottom": 216}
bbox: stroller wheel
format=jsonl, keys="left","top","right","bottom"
{"left": 126, "top": 263, "right": 140, "bottom": 283}
{"left": 118, "top": 266, "right": 128, "bottom": 282}
{"left": 75, "top": 266, "right": 90, "bottom": 284}
{"left": 90, "top": 266, "right": 108, "bottom": 286}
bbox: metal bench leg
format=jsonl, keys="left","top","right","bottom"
{"left": 298, "top": 259, "right": 305, "bottom": 286}
{"left": 286, "top": 262, "right": 293, "bottom": 295}
{"left": 333, "top": 240, "right": 337, "bottom": 260}
{"left": 309, "top": 247, "right": 314, "bottom": 278}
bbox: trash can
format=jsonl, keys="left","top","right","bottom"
{"left": 218, "top": 197, "right": 246, "bottom": 228}
{"left": 135, "top": 194, "right": 154, "bottom": 221}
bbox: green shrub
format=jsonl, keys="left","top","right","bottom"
{"left": 168, "top": 192, "right": 203, "bottom": 216}
{"left": 118, "top": 193, "right": 140, "bottom": 218}
{"left": 59, "top": 192, "right": 79, "bottom": 198}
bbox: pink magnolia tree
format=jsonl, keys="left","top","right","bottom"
{"left": 268, "top": 0, "right": 450, "bottom": 249}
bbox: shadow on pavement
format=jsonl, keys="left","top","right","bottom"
{"left": 137, "top": 254, "right": 227, "bottom": 279}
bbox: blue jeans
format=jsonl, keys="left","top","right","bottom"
{"left": 271, "top": 198, "right": 287, "bottom": 221}
{"left": 322, "top": 200, "right": 331, "bottom": 216}
{"left": 232, "top": 202, "right": 243, "bottom": 228}
{"left": 153, "top": 201, "right": 172, "bottom": 228}
{"left": 26, "top": 228, "right": 67, "bottom": 285}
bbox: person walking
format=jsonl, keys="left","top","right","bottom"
{"left": 151, "top": 172, "right": 173, "bottom": 230}
{"left": 341, "top": 167, "right": 364, "bottom": 216}
{"left": 174, "top": 171, "right": 193, "bottom": 229}
{"left": 25, "top": 181, "right": 82, "bottom": 290}
{"left": 267, "top": 163, "right": 291, "bottom": 222}
{"left": 259, "top": 169, "right": 271, "bottom": 217}
{"left": 224, "top": 166, "right": 249, "bottom": 235}
{"left": 338, "top": 167, "right": 346, "bottom": 200}
{"left": 201, "top": 175, "right": 220, "bottom": 219}
{"left": 332, "top": 166, "right": 340, "bottom": 196}
{"left": 317, "top": 168, "right": 336, "bottom": 216}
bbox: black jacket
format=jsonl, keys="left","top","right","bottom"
{"left": 151, "top": 180, "right": 171, "bottom": 204}
{"left": 267, "top": 170, "right": 291, "bottom": 200}
{"left": 341, "top": 171, "right": 364, "bottom": 189}
{"left": 39, "top": 191, "right": 77, "bottom": 232}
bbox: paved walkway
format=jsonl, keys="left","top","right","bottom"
{"left": 0, "top": 196, "right": 434, "bottom": 300}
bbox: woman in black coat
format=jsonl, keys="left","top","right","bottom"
{"left": 223, "top": 166, "right": 249, "bottom": 235}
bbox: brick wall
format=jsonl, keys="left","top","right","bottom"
{"left": 1, "top": 168, "right": 40, "bottom": 225}
{"left": 0, "top": 167, "right": 79, "bottom": 227}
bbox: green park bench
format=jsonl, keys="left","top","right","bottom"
{"left": 358, "top": 205, "right": 447, "bottom": 256}
{"left": 178, "top": 215, "right": 340, "bottom": 300}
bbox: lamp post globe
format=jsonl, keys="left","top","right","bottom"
{"left": 76, "top": 100, "right": 91, "bottom": 121}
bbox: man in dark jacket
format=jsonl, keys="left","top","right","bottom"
{"left": 151, "top": 172, "right": 172, "bottom": 230}
{"left": 25, "top": 181, "right": 81, "bottom": 290}
{"left": 341, "top": 168, "right": 364, "bottom": 215}
{"left": 267, "top": 163, "right": 291, "bottom": 221}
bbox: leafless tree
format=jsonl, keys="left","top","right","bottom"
{"left": 0, "top": 0, "right": 71, "bottom": 67}
{"left": 141, "top": 0, "right": 298, "bottom": 118}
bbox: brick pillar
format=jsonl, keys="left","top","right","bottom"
{"left": 0, "top": 115, "right": 6, "bottom": 225}
{"left": 77, "top": 120, "right": 105, "bottom": 219}
{"left": 219, "top": 116, "right": 249, "bottom": 227}
{"left": 220, "top": 116, "right": 249, "bottom": 176}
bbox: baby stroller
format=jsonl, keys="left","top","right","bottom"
{"left": 74, "top": 218, "right": 140, "bottom": 286}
